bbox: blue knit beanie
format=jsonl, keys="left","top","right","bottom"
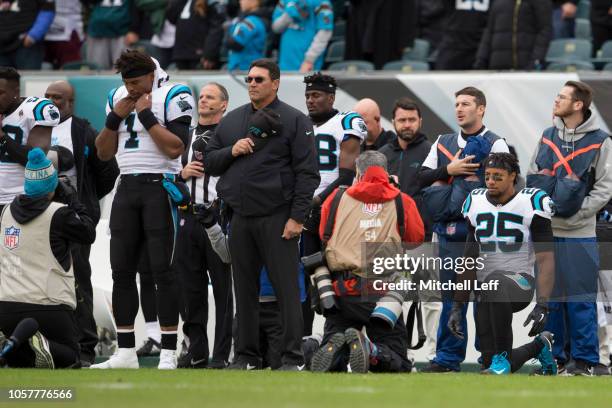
{"left": 24, "top": 148, "right": 58, "bottom": 197}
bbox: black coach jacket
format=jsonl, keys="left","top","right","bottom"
{"left": 204, "top": 98, "right": 320, "bottom": 224}
{"left": 70, "top": 116, "right": 119, "bottom": 225}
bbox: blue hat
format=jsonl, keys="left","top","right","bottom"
{"left": 24, "top": 148, "right": 58, "bottom": 197}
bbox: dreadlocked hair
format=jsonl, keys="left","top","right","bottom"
{"left": 303, "top": 72, "right": 337, "bottom": 88}
{"left": 114, "top": 49, "right": 156, "bottom": 75}
{"left": 484, "top": 152, "right": 520, "bottom": 183}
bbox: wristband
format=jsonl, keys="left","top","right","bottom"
{"left": 105, "top": 111, "right": 123, "bottom": 131}
{"left": 138, "top": 108, "right": 158, "bottom": 130}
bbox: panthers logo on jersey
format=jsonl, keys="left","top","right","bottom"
{"left": 106, "top": 83, "right": 194, "bottom": 175}
{"left": 0, "top": 97, "right": 60, "bottom": 204}
{"left": 314, "top": 111, "right": 366, "bottom": 196}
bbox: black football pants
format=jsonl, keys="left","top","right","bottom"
{"left": 476, "top": 271, "right": 541, "bottom": 371}
{"left": 109, "top": 175, "right": 179, "bottom": 333}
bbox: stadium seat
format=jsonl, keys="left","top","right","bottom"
{"left": 592, "top": 40, "right": 612, "bottom": 67}
{"left": 546, "top": 61, "right": 595, "bottom": 72}
{"left": 575, "top": 18, "right": 592, "bottom": 40}
{"left": 576, "top": 0, "right": 590, "bottom": 19}
{"left": 327, "top": 60, "right": 374, "bottom": 72}
{"left": 382, "top": 60, "right": 429, "bottom": 72}
{"left": 61, "top": 61, "right": 101, "bottom": 71}
{"left": 325, "top": 40, "right": 345, "bottom": 65}
{"left": 130, "top": 40, "right": 161, "bottom": 61}
{"left": 332, "top": 20, "right": 345, "bottom": 42}
{"left": 603, "top": 62, "right": 612, "bottom": 71}
{"left": 402, "top": 39, "right": 431, "bottom": 62}
{"left": 546, "top": 39, "right": 592, "bottom": 63}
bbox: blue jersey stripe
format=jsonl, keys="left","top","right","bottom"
{"left": 33, "top": 100, "right": 53, "bottom": 121}
{"left": 107, "top": 87, "right": 118, "bottom": 110}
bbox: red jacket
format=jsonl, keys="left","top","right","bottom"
{"left": 319, "top": 166, "right": 425, "bottom": 244}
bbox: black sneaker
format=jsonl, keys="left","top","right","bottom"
{"left": 227, "top": 357, "right": 262, "bottom": 370}
{"left": 593, "top": 363, "right": 610, "bottom": 376}
{"left": 311, "top": 333, "right": 347, "bottom": 372}
{"left": 567, "top": 360, "right": 594, "bottom": 376}
{"left": 208, "top": 359, "right": 228, "bottom": 369}
{"left": 136, "top": 337, "right": 161, "bottom": 357}
{"left": 420, "top": 362, "right": 455, "bottom": 373}
{"left": 277, "top": 363, "right": 306, "bottom": 371}
{"left": 177, "top": 351, "right": 208, "bottom": 369}
{"left": 344, "top": 328, "right": 369, "bottom": 374}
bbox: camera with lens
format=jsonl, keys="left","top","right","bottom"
{"left": 193, "top": 202, "right": 218, "bottom": 229}
{"left": 370, "top": 275, "right": 412, "bottom": 328}
{"left": 301, "top": 251, "right": 338, "bottom": 313}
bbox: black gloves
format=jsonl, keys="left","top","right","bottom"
{"left": 448, "top": 302, "right": 465, "bottom": 340}
{"left": 194, "top": 203, "right": 218, "bottom": 229}
{"left": 192, "top": 129, "right": 213, "bottom": 158}
{"left": 54, "top": 177, "right": 78, "bottom": 206}
{"left": 523, "top": 302, "right": 548, "bottom": 337}
{"left": 248, "top": 108, "right": 281, "bottom": 140}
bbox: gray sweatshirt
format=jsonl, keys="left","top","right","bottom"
{"left": 528, "top": 112, "right": 612, "bottom": 238}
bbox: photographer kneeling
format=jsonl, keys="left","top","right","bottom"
{"left": 0, "top": 148, "right": 96, "bottom": 368}
{"left": 307, "top": 151, "right": 424, "bottom": 373}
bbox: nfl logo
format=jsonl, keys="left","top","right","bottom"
{"left": 446, "top": 223, "right": 456, "bottom": 236}
{"left": 362, "top": 203, "right": 382, "bottom": 216}
{"left": 4, "top": 226, "right": 20, "bottom": 250}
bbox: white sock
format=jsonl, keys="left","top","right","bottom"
{"left": 145, "top": 321, "right": 161, "bottom": 343}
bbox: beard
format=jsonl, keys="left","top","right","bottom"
{"left": 397, "top": 129, "right": 416, "bottom": 142}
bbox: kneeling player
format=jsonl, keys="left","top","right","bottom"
{"left": 449, "top": 153, "right": 557, "bottom": 374}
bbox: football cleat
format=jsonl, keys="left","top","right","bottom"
{"left": 28, "top": 332, "right": 54, "bottom": 369}
{"left": 90, "top": 348, "right": 139, "bottom": 369}
{"left": 311, "top": 332, "right": 346, "bottom": 372}
{"left": 482, "top": 352, "right": 510, "bottom": 375}
{"left": 158, "top": 349, "right": 177, "bottom": 370}
{"left": 534, "top": 331, "right": 557, "bottom": 375}
{"left": 345, "top": 328, "right": 370, "bottom": 374}
{"left": 136, "top": 337, "right": 162, "bottom": 357}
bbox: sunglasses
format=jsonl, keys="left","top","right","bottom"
{"left": 245, "top": 76, "right": 266, "bottom": 84}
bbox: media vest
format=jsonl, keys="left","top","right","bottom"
{"left": 0, "top": 202, "right": 76, "bottom": 309}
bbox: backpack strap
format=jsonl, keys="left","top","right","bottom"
{"left": 406, "top": 301, "right": 426, "bottom": 350}
{"left": 394, "top": 193, "right": 405, "bottom": 238}
{"left": 322, "top": 186, "right": 348, "bottom": 245}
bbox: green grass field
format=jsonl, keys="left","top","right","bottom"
{"left": 0, "top": 369, "right": 611, "bottom": 408}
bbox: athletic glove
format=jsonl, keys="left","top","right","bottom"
{"left": 192, "top": 129, "right": 213, "bottom": 158}
{"left": 523, "top": 302, "right": 548, "bottom": 337}
{"left": 448, "top": 302, "right": 465, "bottom": 340}
{"left": 54, "top": 176, "right": 78, "bottom": 206}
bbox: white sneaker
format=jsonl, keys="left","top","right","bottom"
{"left": 90, "top": 348, "right": 139, "bottom": 369}
{"left": 158, "top": 349, "right": 177, "bottom": 370}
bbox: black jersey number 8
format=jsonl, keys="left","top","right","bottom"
{"left": 316, "top": 133, "right": 337, "bottom": 171}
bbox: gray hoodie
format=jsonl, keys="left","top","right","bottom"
{"left": 528, "top": 111, "right": 612, "bottom": 238}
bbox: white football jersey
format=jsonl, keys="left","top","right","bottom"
{"left": 0, "top": 97, "right": 60, "bottom": 204}
{"left": 106, "top": 83, "right": 195, "bottom": 175}
{"left": 50, "top": 117, "right": 77, "bottom": 182}
{"left": 314, "top": 111, "right": 366, "bottom": 196}
{"left": 462, "top": 187, "right": 554, "bottom": 281}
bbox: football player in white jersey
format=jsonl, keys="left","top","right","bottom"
{"left": 0, "top": 67, "right": 59, "bottom": 211}
{"left": 301, "top": 72, "right": 365, "bottom": 333}
{"left": 92, "top": 50, "right": 195, "bottom": 370}
{"left": 449, "top": 153, "right": 558, "bottom": 375}
{"left": 303, "top": 72, "right": 366, "bottom": 251}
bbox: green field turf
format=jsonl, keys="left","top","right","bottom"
{"left": 0, "top": 369, "right": 611, "bottom": 408}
